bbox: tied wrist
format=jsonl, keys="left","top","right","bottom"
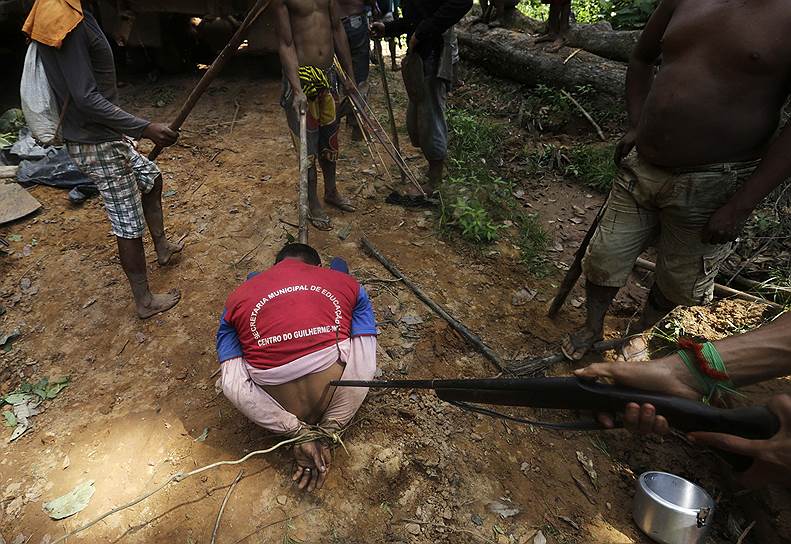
{"left": 676, "top": 337, "right": 740, "bottom": 404}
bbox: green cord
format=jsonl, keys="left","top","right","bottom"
{"left": 677, "top": 341, "right": 742, "bottom": 404}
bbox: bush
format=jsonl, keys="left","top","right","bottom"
{"left": 517, "top": 0, "right": 657, "bottom": 28}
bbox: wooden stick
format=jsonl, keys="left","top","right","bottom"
{"left": 634, "top": 258, "right": 784, "bottom": 310}
{"left": 211, "top": 469, "right": 244, "bottom": 544}
{"left": 563, "top": 48, "right": 582, "bottom": 64}
{"left": 507, "top": 338, "right": 626, "bottom": 376}
{"left": 561, "top": 89, "right": 605, "bottom": 142}
{"left": 361, "top": 236, "right": 508, "bottom": 373}
{"left": 375, "top": 39, "right": 401, "bottom": 161}
{"left": 147, "top": 0, "right": 271, "bottom": 161}
{"left": 298, "top": 110, "right": 309, "bottom": 244}
{"left": 547, "top": 205, "right": 605, "bottom": 318}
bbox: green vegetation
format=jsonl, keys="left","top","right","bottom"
{"left": 526, "top": 142, "right": 616, "bottom": 193}
{"left": 517, "top": 0, "right": 658, "bottom": 29}
{"left": 442, "top": 108, "right": 550, "bottom": 273}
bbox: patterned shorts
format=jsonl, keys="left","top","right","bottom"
{"left": 67, "top": 140, "right": 161, "bottom": 239}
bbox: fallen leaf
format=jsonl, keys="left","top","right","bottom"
{"left": 7, "top": 234, "right": 22, "bottom": 242}
{"left": 62, "top": 455, "right": 70, "bottom": 470}
{"left": 400, "top": 315, "right": 423, "bottom": 326}
{"left": 487, "top": 499, "right": 520, "bottom": 518}
{"left": 511, "top": 287, "right": 537, "bottom": 307}
{"left": 576, "top": 450, "right": 598, "bottom": 488}
{"left": 533, "top": 530, "right": 547, "bottom": 544}
{"left": 163, "top": 190, "right": 177, "bottom": 198}
{"left": 337, "top": 225, "right": 352, "bottom": 240}
{"left": 558, "top": 515, "right": 580, "bottom": 530}
{"left": 81, "top": 298, "right": 96, "bottom": 309}
{"left": 43, "top": 480, "right": 95, "bottom": 519}
{"left": 3, "top": 411, "right": 17, "bottom": 427}
{"left": 195, "top": 428, "right": 209, "bottom": 442}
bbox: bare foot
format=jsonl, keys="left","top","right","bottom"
{"left": 534, "top": 32, "right": 555, "bottom": 44}
{"left": 324, "top": 193, "right": 356, "bottom": 212}
{"left": 137, "top": 289, "right": 181, "bottom": 319}
{"left": 155, "top": 238, "right": 185, "bottom": 266}
{"left": 617, "top": 335, "right": 650, "bottom": 362}
{"left": 561, "top": 328, "right": 602, "bottom": 361}
{"left": 546, "top": 37, "right": 567, "bottom": 53}
{"left": 574, "top": 354, "right": 700, "bottom": 401}
{"left": 308, "top": 207, "right": 333, "bottom": 230}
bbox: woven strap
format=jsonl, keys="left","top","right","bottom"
{"left": 677, "top": 337, "right": 740, "bottom": 404}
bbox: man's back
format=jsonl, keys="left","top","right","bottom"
{"left": 224, "top": 259, "right": 362, "bottom": 369}
{"left": 636, "top": 0, "right": 791, "bottom": 167}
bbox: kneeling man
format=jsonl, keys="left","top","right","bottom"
{"left": 217, "top": 243, "right": 377, "bottom": 491}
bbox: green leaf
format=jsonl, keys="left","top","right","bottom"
{"left": 7, "top": 234, "right": 22, "bottom": 242}
{"left": 195, "top": 427, "right": 209, "bottom": 442}
{"left": 3, "top": 411, "right": 17, "bottom": 427}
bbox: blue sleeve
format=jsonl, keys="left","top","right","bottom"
{"left": 351, "top": 286, "right": 377, "bottom": 336}
{"left": 216, "top": 309, "right": 244, "bottom": 363}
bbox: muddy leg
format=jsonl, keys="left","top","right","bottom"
{"left": 307, "top": 165, "right": 331, "bottom": 229}
{"left": 321, "top": 156, "right": 355, "bottom": 212}
{"left": 562, "top": 281, "right": 619, "bottom": 360}
{"left": 116, "top": 236, "right": 180, "bottom": 319}
{"left": 142, "top": 174, "right": 183, "bottom": 265}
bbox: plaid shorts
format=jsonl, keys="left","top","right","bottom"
{"left": 67, "top": 140, "right": 160, "bottom": 239}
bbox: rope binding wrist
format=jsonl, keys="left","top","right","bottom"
{"left": 676, "top": 336, "right": 741, "bottom": 404}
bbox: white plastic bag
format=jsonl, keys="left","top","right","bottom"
{"left": 20, "top": 42, "right": 62, "bottom": 145}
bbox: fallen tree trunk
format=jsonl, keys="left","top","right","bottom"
{"left": 565, "top": 25, "right": 640, "bottom": 63}
{"left": 457, "top": 25, "right": 626, "bottom": 98}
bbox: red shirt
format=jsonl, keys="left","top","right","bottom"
{"left": 223, "top": 259, "right": 361, "bottom": 370}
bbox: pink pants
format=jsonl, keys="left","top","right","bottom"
{"left": 220, "top": 336, "right": 377, "bottom": 436}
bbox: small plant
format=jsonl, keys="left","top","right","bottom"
{"left": 565, "top": 144, "right": 617, "bottom": 192}
{"left": 445, "top": 196, "right": 502, "bottom": 243}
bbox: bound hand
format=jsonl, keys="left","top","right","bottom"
{"left": 292, "top": 91, "right": 308, "bottom": 116}
{"left": 688, "top": 394, "right": 791, "bottom": 488}
{"left": 370, "top": 21, "right": 385, "bottom": 39}
{"left": 143, "top": 123, "right": 179, "bottom": 147}
{"left": 702, "top": 203, "right": 750, "bottom": 244}
{"left": 613, "top": 129, "right": 637, "bottom": 165}
{"left": 292, "top": 440, "right": 330, "bottom": 492}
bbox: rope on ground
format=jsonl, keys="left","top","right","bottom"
{"left": 51, "top": 428, "right": 340, "bottom": 544}
{"left": 211, "top": 469, "right": 244, "bottom": 544}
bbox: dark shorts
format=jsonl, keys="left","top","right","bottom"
{"left": 342, "top": 13, "right": 370, "bottom": 85}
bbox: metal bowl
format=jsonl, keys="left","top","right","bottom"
{"left": 633, "top": 471, "right": 716, "bottom": 544}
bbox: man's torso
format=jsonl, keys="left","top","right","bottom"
{"left": 39, "top": 11, "right": 122, "bottom": 143}
{"left": 224, "top": 260, "right": 360, "bottom": 369}
{"left": 285, "top": 0, "right": 335, "bottom": 69}
{"left": 637, "top": 0, "right": 791, "bottom": 167}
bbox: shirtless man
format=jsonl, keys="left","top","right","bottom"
{"left": 217, "top": 244, "right": 377, "bottom": 492}
{"left": 275, "top": 0, "right": 357, "bottom": 230}
{"left": 563, "top": 0, "right": 791, "bottom": 361}
{"left": 337, "top": 0, "right": 374, "bottom": 140}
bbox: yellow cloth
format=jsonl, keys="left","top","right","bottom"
{"left": 22, "top": 0, "right": 83, "bottom": 49}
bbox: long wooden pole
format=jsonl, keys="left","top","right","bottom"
{"left": 375, "top": 38, "right": 405, "bottom": 183}
{"left": 361, "top": 236, "right": 508, "bottom": 374}
{"left": 547, "top": 205, "right": 604, "bottom": 318}
{"left": 148, "top": 0, "right": 271, "bottom": 161}
{"left": 298, "top": 111, "right": 309, "bottom": 244}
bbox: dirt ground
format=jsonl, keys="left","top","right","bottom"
{"left": 1, "top": 50, "right": 789, "bottom": 544}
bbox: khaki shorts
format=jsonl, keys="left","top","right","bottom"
{"left": 583, "top": 153, "right": 758, "bottom": 306}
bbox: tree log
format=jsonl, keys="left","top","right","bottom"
{"left": 565, "top": 25, "right": 640, "bottom": 63}
{"left": 457, "top": 25, "right": 626, "bottom": 98}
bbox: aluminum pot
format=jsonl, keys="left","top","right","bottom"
{"left": 633, "top": 471, "right": 715, "bottom": 544}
